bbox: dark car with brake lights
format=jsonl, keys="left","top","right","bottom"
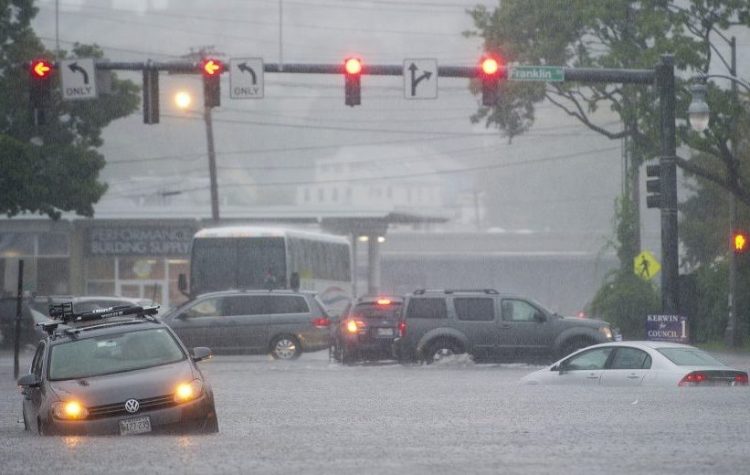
{"left": 331, "top": 296, "right": 403, "bottom": 364}
{"left": 17, "top": 302, "right": 218, "bottom": 436}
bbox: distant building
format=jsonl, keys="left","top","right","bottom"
{"left": 295, "top": 145, "right": 475, "bottom": 227}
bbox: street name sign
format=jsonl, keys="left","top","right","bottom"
{"left": 60, "top": 58, "right": 98, "bottom": 100}
{"left": 230, "top": 58, "right": 264, "bottom": 99}
{"left": 403, "top": 59, "right": 438, "bottom": 99}
{"left": 509, "top": 65, "right": 565, "bottom": 82}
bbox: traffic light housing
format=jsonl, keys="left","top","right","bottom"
{"left": 344, "top": 57, "right": 362, "bottom": 107}
{"left": 29, "top": 59, "right": 54, "bottom": 125}
{"left": 201, "top": 58, "right": 223, "bottom": 108}
{"left": 733, "top": 231, "right": 748, "bottom": 254}
{"left": 645, "top": 163, "right": 662, "bottom": 209}
{"left": 142, "top": 69, "right": 159, "bottom": 124}
{"left": 480, "top": 56, "right": 502, "bottom": 106}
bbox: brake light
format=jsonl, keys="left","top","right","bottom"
{"left": 735, "top": 373, "right": 749, "bottom": 385}
{"left": 398, "top": 320, "right": 406, "bottom": 337}
{"left": 344, "top": 319, "right": 366, "bottom": 333}
{"left": 678, "top": 371, "right": 707, "bottom": 386}
{"left": 311, "top": 317, "right": 330, "bottom": 328}
{"left": 376, "top": 298, "right": 392, "bottom": 305}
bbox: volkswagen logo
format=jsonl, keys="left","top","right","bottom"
{"left": 124, "top": 399, "right": 140, "bottom": 414}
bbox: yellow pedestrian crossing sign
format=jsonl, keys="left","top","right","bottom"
{"left": 634, "top": 250, "right": 660, "bottom": 281}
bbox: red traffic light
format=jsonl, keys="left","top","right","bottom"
{"left": 202, "top": 59, "right": 223, "bottom": 76}
{"left": 733, "top": 232, "right": 747, "bottom": 253}
{"left": 31, "top": 60, "right": 53, "bottom": 78}
{"left": 481, "top": 57, "right": 499, "bottom": 76}
{"left": 344, "top": 57, "right": 362, "bottom": 75}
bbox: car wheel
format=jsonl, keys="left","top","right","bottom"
{"left": 559, "top": 337, "right": 593, "bottom": 358}
{"left": 341, "top": 344, "right": 357, "bottom": 365}
{"left": 424, "top": 339, "right": 461, "bottom": 364}
{"left": 37, "top": 418, "right": 49, "bottom": 436}
{"left": 202, "top": 412, "right": 219, "bottom": 434}
{"left": 270, "top": 335, "right": 302, "bottom": 360}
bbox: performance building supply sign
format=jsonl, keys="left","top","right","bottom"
{"left": 86, "top": 226, "right": 195, "bottom": 256}
{"left": 645, "top": 315, "right": 688, "bottom": 343}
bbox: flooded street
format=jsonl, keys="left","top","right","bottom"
{"left": 2, "top": 350, "right": 749, "bottom": 474}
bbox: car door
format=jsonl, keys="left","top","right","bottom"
{"left": 262, "top": 295, "right": 312, "bottom": 342}
{"left": 599, "top": 347, "right": 652, "bottom": 386}
{"left": 556, "top": 347, "right": 614, "bottom": 385}
{"left": 452, "top": 297, "right": 497, "bottom": 357}
{"left": 223, "top": 295, "right": 269, "bottom": 352}
{"left": 166, "top": 297, "right": 229, "bottom": 350}
{"left": 497, "top": 298, "right": 556, "bottom": 357}
{"left": 23, "top": 342, "right": 46, "bottom": 428}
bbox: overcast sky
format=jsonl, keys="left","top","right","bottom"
{"left": 28, "top": 0, "right": 749, "bottom": 251}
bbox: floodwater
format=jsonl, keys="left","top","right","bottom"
{"left": 1, "top": 350, "right": 749, "bottom": 474}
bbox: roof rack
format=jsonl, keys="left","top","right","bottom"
{"left": 47, "top": 302, "right": 160, "bottom": 325}
{"left": 413, "top": 289, "right": 499, "bottom": 295}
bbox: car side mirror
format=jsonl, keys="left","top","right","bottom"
{"left": 191, "top": 347, "right": 212, "bottom": 362}
{"left": 18, "top": 373, "right": 40, "bottom": 387}
{"left": 534, "top": 312, "right": 546, "bottom": 323}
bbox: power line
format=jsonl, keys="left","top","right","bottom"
{"left": 107, "top": 145, "right": 620, "bottom": 198}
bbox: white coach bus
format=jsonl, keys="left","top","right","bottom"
{"left": 180, "top": 226, "right": 352, "bottom": 315}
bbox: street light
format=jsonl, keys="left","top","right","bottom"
{"left": 687, "top": 83, "right": 710, "bottom": 132}
{"left": 174, "top": 90, "right": 192, "bottom": 109}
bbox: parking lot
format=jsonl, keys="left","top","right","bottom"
{"left": 1, "top": 349, "right": 750, "bottom": 474}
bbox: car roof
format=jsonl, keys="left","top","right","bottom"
{"left": 355, "top": 296, "right": 404, "bottom": 304}
{"left": 590, "top": 341, "right": 697, "bottom": 350}
{"left": 409, "top": 289, "right": 532, "bottom": 299}
{"left": 47, "top": 318, "right": 166, "bottom": 344}
{"left": 194, "top": 289, "right": 316, "bottom": 299}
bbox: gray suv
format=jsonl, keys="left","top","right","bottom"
{"left": 164, "top": 290, "right": 331, "bottom": 360}
{"left": 393, "top": 289, "right": 616, "bottom": 364}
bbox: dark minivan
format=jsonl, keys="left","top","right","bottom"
{"left": 164, "top": 289, "right": 331, "bottom": 360}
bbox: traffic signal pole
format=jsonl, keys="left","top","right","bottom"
{"left": 31, "top": 57, "right": 681, "bottom": 314}
{"left": 204, "top": 105, "right": 220, "bottom": 222}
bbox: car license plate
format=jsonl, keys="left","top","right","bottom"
{"left": 119, "top": 416, "right": 151, "bottom": 435}
{"left": 377, "top": 328, "right": 393, "bottom": 337}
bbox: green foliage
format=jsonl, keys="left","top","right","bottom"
{"left": 0, "top": 1, "right": 139, "bottom": 219}
{"left": 467, "top": 1, "right": 750, "bottom": 201}
{"left": 614, "top": 194, "right": 639, "bottom": 272}
{"left": 590, "top": 271, "right": 660, "bottom": 339}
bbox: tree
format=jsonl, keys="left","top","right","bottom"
{"left": 0, "top": 0, "right": 139, "bottom": 219}
{"left": 588, "top": 192, "right": 660, "bottom": 338}
{"left": 466, "top": 0, "right": 750, "bottom": 206}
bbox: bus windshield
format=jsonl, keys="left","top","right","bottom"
{"left": 191, "top": 237, "right": 286, "bottom": 295}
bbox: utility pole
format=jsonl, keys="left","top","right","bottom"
{"left": 183, "top": 47, "right": 223, "bottom": 221}
{"left": 204, "top": 105, "right": 220, "bottom": 222}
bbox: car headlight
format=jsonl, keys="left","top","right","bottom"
{"left": 600, "top": 326, "right": 613, "bottom": 340}
{"left": 52, "top": 400, "right": 89, "bottom": 420}
{"left": 174, "top": 379, "right": 203, "bottom": 403}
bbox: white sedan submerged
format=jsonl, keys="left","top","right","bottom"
{"left": 521, "top": 341, "right": 749, "bottom": 387}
